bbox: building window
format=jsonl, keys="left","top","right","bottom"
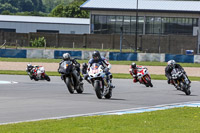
{"left": 145, "top": 17, "right": 198, "bottom": 35}
{"left": 37, "top": 30, "right": 59, "bottom": 33}
{"left": 91, "top": 15, "right": 144, "bottom": 35}
{"left": 0, "top": 28, "right": 16, "bottom": 32}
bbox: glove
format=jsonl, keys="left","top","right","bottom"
{"left": 104, "top": 68, "right": 109, "bottom": 73}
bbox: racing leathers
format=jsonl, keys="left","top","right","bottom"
{"left": 129, "top": 65, "right": 147, "bottom": 83}
{"left": 165, "top": 63, "right": 190, "bottom": 89}
{"left": 58, "top": 58, "right": 83, "bottom": 82}
{"left": 86, "top": 57, "right": 114, "bottom": 88}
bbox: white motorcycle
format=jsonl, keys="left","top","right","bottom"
{"left": 88, "top": 63, "right": 112, "bottom": 99}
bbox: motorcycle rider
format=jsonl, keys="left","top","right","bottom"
{"left": 129, "top": 62, "right": 147, "bottom": 83}
{"left": 58, "top": 53, "right": 83, "bottom": 83}
{"left": 85, "top": 50, "right": 115, "bottom": 88}
{"left": 26, "top": 63, "right": 39, "bottom": 80}
{"left": 165, "top": 60, "right": 191, "bottom": 89}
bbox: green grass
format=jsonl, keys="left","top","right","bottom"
{"left": 0, "top": 107, "right": 200, "bottom": 133}
{"left": 1, "top": 70, "right": 200, "bottom": 81}
{"left": 0, "top": 57, "right": 200, "bottom": 67}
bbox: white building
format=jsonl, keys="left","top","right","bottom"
{"left": 0, "top": 15, "right": 90, "bottom": 34}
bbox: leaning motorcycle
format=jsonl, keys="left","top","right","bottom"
{"left": 26, "top": 66, "right": 50, "bottom": 81}
{"left": 171, "top": 68, "right": 191, "bottom": 95}
{"left": 88, "top": 63, "right": 113, "bottom": 99}
{"left": 137, "top": 68, "right": 153, "bottom": 87}
{"left": 58, "top": 60, "right": 84, "bottom": 94}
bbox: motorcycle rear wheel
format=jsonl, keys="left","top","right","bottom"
{"left": 65, "top": 77, "right": 75, "bottom": 94}
{"left": 76, "top": 84, "right": 84, "bottom": 94}
{"left": 94, "top": 80, "right": 103, "bottom": 99}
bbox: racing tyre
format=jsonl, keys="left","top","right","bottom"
{"left": 94, "top": 80, "right": 103, "bottom": 99}
{"left": 76, "top": 83, "right": 84, "bottom": 94}
{"left": 45, "top": 74, "right": 50, "bottom": 82}
{"left": 105, "top": 89, "right": 112, "bottom": 99}
{"left": 184, "top": 87, "right": 191, "bottom": 95}
{"left": 65, "top": 77, "right": 75, "bottom": 94}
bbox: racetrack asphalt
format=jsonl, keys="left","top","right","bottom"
{"left": 0, "top": 75, "right": 200, "bottom": 124}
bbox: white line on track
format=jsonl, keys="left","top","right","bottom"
{"left": 0, "top": 101, "right": 200, "bottom": 125}
{"left": 0, "top": 81, "right": 18, "bottom": 84}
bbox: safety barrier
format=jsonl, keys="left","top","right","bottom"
{"left": 0, "top": 49, "right": 199, "bottom": 63}
{"left": 0, "top": 49, "right": 26, "bottom": 58}
{"left": 54, "top": 50, "right": 82, "bottom": 59}
{"left": 194, "top": 55, "right": 200, "bottom": 63}
{"left": 109, "top": 52, "right": 137, "bottom": 61}
{"left": 137, "top": 53, "right": 165, "bottom": 62}
{"left": 82, "top": 51, "right": 109, "bottom": 60}
{"left": 27, "top": 49, "right": 54, "bottom": 59}
{"left": 165, "top": 54, "right": 194, "bottom": 63}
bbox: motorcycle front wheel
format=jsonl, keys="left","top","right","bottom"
{"left": 94, "top": 80, "right": 103, "bottom": 99}
{"left": 65, "top": 77, "right": 75, "bottom": 94}
{"left": 104, "top": 89, "right": 112, "bottom": 99}
{"left": 44, "top": 74, "right": 50, "bottom": 82}
{"left": 76, "top": 83, "right": 84, "bottom": 94}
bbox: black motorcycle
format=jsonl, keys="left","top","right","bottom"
{"left": 58, "top": 60, "right": 84, "bottom": 94}
{"left": 171, "top": 68, "right": 191, "bottom": 95}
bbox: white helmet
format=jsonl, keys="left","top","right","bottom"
{"left": 27, "top": 63, "right": 32, "bottom": 67}
{"left": 63, "top": 53, "right": 70, "bottom": 60}
{"left": 167, "top": 60, "right": 176, "bottom": 66}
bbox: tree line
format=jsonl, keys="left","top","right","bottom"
{"left": 0, "top": 0, "right": 88, "bottom": 18}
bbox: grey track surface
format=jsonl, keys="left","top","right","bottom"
{"left": 0, "top": 75, "right": 200, "bottom": 124}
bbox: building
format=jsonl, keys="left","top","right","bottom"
{"left": 80, "top": 0, "right": 200, "bottom": 35}
{"left": 0, "top": 15, "right": 90, "bottom": 34}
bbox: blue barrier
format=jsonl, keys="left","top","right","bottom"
{"left": 165, "top": 54, "right": 194, "bottom": 63}
{"left": 0, "top": 49, "right": 26, "bottom": 58}
{"left": 109, "top": 52, "right": 137, "bottom": 61}
{"left": 54, "top": 50, "right": 82, "bottom": 59}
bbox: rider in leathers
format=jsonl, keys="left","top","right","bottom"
{"left": 58, "top": 53, "right": 83, "bottom": 84}
{"left": 165, "top": 60, "right": 190, "bottom": 89}
{"left": 86, "top": 50, "right": 114, "bottom": 88}
{"left": 129, "top": 62, "right": 147, "bottom": 83}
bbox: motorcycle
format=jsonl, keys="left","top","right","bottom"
{"left": 26, "top": 66, "right": 50, "bottom": 81}
{"left": 171, "top": 68, "right": 191, "bottom": 95}
{"left": 88, "top": 63, "right": 113, "bottom": 99}
{"left": 58, "top": 60, "right": 84, "bottom": 94}
{"left": 137, "top": 68, "right": 153, "bottom": 87}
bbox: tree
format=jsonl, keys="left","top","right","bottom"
{"left": 49, "top": 0, "right": 89, "bottom": 18}
{"left": 0, "top": 3, "right": 18, "bottom": 13}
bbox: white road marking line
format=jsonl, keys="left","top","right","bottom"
{"left": 0, "top": 81, "right": 18, "bottom": 84}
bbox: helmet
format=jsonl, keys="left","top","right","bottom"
{"left": 82, "top": 63, "right": 88, "bottom": 68}
{"left": 131, "top": 62, "right": 136, "bottom": 69}
{"left": 27, "top": 63, "right": 32, "bottom": 67}
{"left": 167, "top": 60, "right": 176, "bottom": 68}
{"left": 92, "top": 50, "right": 101, "bottom": 60}
{"left": 63, "top": 53, "right": 70, "bottom": 60}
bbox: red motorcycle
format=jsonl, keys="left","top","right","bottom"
{"left": 136, "top": 68, "right": 153, "bottom": 87}
{"left": 26, "top": 65, "right": 50, "bottom": 81}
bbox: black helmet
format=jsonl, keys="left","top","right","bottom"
{"left": 131, "top": 62, "right": 136, "bottom": 69}
{"left": 92, "top": 50, "right": 101, "bottom": 60}
{"left": 82, "top": 63, "right": 88, "bottom": 68}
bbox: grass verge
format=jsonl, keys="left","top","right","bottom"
{"left": 0, "top": 57, "right": 200, "bottom": 67}
{"left": 0, "top": 107, "right": 200, "bottom": 132}
{"left": 0, "top": 70, "right": 200, "bottom": 81}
